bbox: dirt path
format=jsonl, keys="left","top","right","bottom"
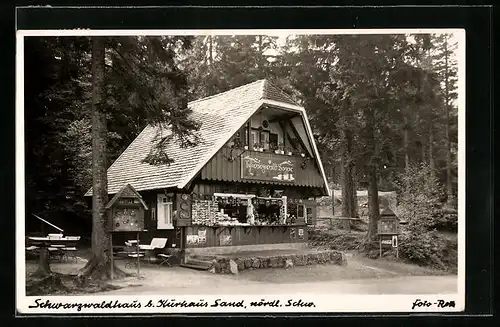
{"left": 25, "top": 252, "right": 457, "bottom": 296}
{"left": 100, "top": 254, "right": 456, "bottom": 295}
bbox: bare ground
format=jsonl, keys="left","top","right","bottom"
{"left": 24, "top": 251, "right": 457, "bottom": 296}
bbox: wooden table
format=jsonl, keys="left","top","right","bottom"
{"left": 27, "top": 237, "right": 78, "bottom": 277}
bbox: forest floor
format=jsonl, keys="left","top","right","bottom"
{"left": 23, "top": 222, "right": 458, "bottom": 296}
{"left": 98, "top": 252, "right": 457, "bottom": 295}
{"left": 24, "top": 249, "right": 457, "bottom": 296}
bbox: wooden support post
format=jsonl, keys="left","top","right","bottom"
{"left": 379, "top": 236, "right": 382, "bottom": 258}
{"left": 136, "top": 231, "right": 140, "bottom": 279}
{"left": 110, "top": 233, "right": 114, "bottom": 280}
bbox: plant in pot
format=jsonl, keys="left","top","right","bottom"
{"left": 257, "top": 143, "right": 264, "bottom": 152}
{"left": 286, "top": 146, "right": 293, "bottom": 156}
{"left": 278, "top": 142, "right": 285, "bottom": 155}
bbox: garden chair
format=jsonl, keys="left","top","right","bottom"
{"left": 139, "top": 238, "right": 168, "bottom": 263}
{"left": 138, "top": 238, "right": 168, "bottom": 251}
{"left": 48, "top": 246, "right": 64, "bottom": 261}
{"left": 62, "top": 246, "right": 77, "bottom": 262}
{"left": 124, "top": 240, "right": 145, "bottom": 268}
{"left": 47, "top": 233, "right": 66, "bottom": 261}
{"left": 61, "top": 236, "right": 80, "bottom": 262}
{"left": 157, "top": 253, "right": 173, "bottom": 267}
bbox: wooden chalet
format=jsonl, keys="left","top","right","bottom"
{"left": 85, "top": 79, "right": 331, "bottom": 254}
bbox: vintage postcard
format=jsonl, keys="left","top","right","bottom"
{"left": 16, "top": 26, "right": 465, "bottom": 314}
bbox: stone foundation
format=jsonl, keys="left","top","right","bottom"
{"left": 207, "top": 250, "right": 346, "bottom": 274}
{"left": 185, "top": 242, "right": 308, "bottom": 257}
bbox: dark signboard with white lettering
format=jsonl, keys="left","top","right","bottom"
{"left": 241, "top": 152, "right": 296, "bottom": 183}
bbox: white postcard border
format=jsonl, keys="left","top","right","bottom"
{"left": 16, "top": 28, "right": 466, "bottom": 314}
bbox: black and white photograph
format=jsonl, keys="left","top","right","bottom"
{"left": 16, "top": 27, "right": 465, "bottom": 314}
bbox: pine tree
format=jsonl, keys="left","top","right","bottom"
{"left": 76, "top": 35, "right": 200, "bottom": 281}
{"left": 431, "top": 33, "right": 458, "bottom": 203}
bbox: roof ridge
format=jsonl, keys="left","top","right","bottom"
{"left": 188, "top": 79, "right": 266, "bottom": 105}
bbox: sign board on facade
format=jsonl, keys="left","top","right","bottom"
{"left": 186, "top": 234, "right": 199, "bottom": 245}
{"left": 198, "top": 229, "right": 207, "bottom": 243}
{"left": 298, "top": 228, "right": 304, "bottom": 240}
{"left": 241, "top": 152, "right": 296, "bottom": 182}
{"left": 220, "top": 234, "right": 232, "bottom": 246}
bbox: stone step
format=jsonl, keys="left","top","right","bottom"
{"left": 188, "top": 254, "right": 217, "bottom": 261}
{"left": 180, "top": 263, "right": 209, "bottom": 271}
{"left": 184, "top": 258, "right": 212, "bottom": 268}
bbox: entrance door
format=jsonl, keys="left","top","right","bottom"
{"left": 303, "top": 200, "right": 317, "bottom": 225}
{"left": 157, "top": 194, "right": 174, "bottom": 230}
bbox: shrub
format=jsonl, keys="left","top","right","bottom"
{"left": 398, "top": 230, "right": 457, "bottom": 273}
{"left": 393, "top": 163, "right": 445, "bottom": 232}
{"left": 392, "top": 163, "right": 457, "bottom": 272}
{"left": 433, "top": 203, "right": 458, "bottom": 232}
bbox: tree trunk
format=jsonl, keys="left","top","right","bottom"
{"left": 32, "top": 248, "right": 52, "bottom": 278}
{"left": 421, "top": 137, "right": 426, "bottom": 164}
{"left": 429, "top": 125, "right": 435, "bottom": 171}
{"left": 351, "top": 164, "right": 359, "bottom": 218}
{"left": 331, "top": 166, "right": 335, "bottom": 216}
{"left": 366, "top": 165, "right": 380, "bottom": 241}
{"left": 403, "top": 116, "right": 409, "bottom": 174}
{"left": 444, "top": 37, "right": 454, "bottom": 202}
{"left": 340, "top": 129, "right": 356, "bottom": 218}
{"left": 208, "top": 35, "right": 213, "bottom": 66}
{"left": 78, "top": 36, "right": 128, "bottom": 282}
{"left": 365, "top": 107, "right": 380, "bottom": 241}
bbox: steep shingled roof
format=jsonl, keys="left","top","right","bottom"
{"left": 85, "top": 79, "right": 325, "bottom": 196}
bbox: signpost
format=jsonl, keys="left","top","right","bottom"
{"left": 105, "top": 184, "right": 148, "bottom": 279}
